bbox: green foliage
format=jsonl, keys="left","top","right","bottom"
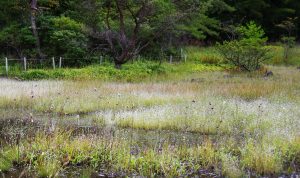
{"left": 176, "top": 0, "right": 234, "bottom": 40}
{"left": 0, "top": 0, "right": 300, "bottom": 68}
{"left": 177, "top": 15, "right": 220, "bottom": 40}
{"left": 237, "top": 21, "right": 267, "bottom": 44}
{"left": 281, "top": 37, "right": 296, "bottom": 49}
{"left": 224, "top": 0, "right": 300, "bottom": 39}
{"left": 217, "top": 22, "right": 270, "bottom": 71}
{"left": 7, "top": 60, "right": 225, "bottom": 81}
{"left": 0, "top": 147, "right": 18, "bottom": 172}
{"left": 14, "top": 61, "right": 167, "bottom": 81}
{"left": 0, "top": 24, "right": 36, "bottom": 58}
{"left": 277, "top": 17, "right": 297, "bottom": 62}
{"left": 49, "top": 16, "right": 88, "bottom": 66}
{"left": 185, "top": 46, "right": 224, "bottom": 64}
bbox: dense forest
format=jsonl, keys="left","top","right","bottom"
{"left": 0, "top": 0, "right": 299, "bottom": 67}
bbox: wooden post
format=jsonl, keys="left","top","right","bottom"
{"left": 100, "top": 56, "right": 103, "bottom": 65}
{"left": 184, "top": 54, "right": 187, "bottom": 63}
{"left": 59, "top": 57, "right": 62, "bottom": 68}
{"left": 5, "top": 57, "right": 8, "bottom": 76}
{"left": 52, "top": 57, "right": 55, "bottom": 70}
{"left": 24, "top": 57, "right": 27, "bottom": 71}
{"left": 169, "top": 55, "right": 173, "bottom": 63}
{"left": 180, "top": 48, "right": 183, "bottom": 60}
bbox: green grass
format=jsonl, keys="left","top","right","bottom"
{"left": 185, "top": 46, "right": 224, "bottom": 64}
{"left": 288, "top": 47, "right": 300, "bottom": 65}
{"left": 0, "top": 59, "right": 226, "bottom": 81}
{"left": 264, "top": 45, "right": 300, "bottom": 65}
{"left": 1, "top": 127, "right": 299, "bottom": 177}
{"left": 2, "top": 130, "right": 221, "bottom": 177}
{"left": 0, "top": 147, "right": 18, "bottom": 172}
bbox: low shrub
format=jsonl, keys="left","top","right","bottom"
{"left": 217, "top": 21, "right": 271, "bottom": 72}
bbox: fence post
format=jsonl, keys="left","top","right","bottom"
{"left": 100, "top": 55, "right": 103, "bottom": 65}
{"left": 180, "top": 48, "right": 183, "bottom": 60}
{"left": 59, "top": 57, "right": 62, "bottom": 68}
{"left": 169, "top": 55, "right": 173, "bottom": 63}
{"left": 52, "top": 57, "right": 56, "bottom": 70}
{"left": 24, "top": 57, "right": 27, "bottom": 71}
{"left": 184, "top": 54, "right": 187, "bottom": 63}
{"left": 5, "top": 57, "right": 8, "bottom": 76}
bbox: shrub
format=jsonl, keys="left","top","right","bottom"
{"left": 20, "top": 70, "right": 51, "bottom": 80}
{"left": 49, "top": 16, "right": 88, "bottom": 67}
{"left": 217, "top": 21, "right": 271, "bottom": 72}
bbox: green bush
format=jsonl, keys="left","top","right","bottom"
{"left": 21, "top": 70, "right": 51, "bottom": 80}
{"left": 217, "top": 21, "right": 271, "bottom": 72}
{"left": 49, "top": 16, "right": 88, "bottom": 66}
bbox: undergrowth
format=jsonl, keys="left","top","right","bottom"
{"left": 1, "top": 61, "right": 225, "bottom": 81}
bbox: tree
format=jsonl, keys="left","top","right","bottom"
{"left": 277, "top": 17, "right": 297, "bottom": 63}
{"left": 49, "top": 16, "right": 88, "bottom": 66}
{"left": 98, "top": 0, "right": 158, "bottom": 68}
{"left": 217, "top": 22, "right": 270, "bottom": 72}
{"left": 223, "top": 0, "right": 300, "bottom": 40}
{"left": 30, "top": 0, "right": 43, "bottom": 60}
{"left": 0, "top": 24, "right": 36, "bottom": 58}
{"left": 97, "top": 0, "right": 232, "bottom": 68}
{"left": 176, "top": 0, "right": 234, "bottom": 40}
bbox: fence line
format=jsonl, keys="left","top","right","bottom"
{"left": 5, "top": 57, "right": 8, "bottom": 76}
{"left": 1, "top": 53, "right": 189, "bottom": 75}
{"left": 59, "top": 57, "right": 62, "bottom": 68}
{"left": 24, "top": 57, "right": 27, "bottom": 71}
{"left": 52, "top": 57, "right": 56, "bottom": 70}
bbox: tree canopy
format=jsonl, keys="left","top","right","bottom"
{"left": 0, "top": 0, "right": 299, "bottom": 67}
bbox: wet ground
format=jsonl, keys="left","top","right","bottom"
{"left": 0, "top": 115, "right": 220, "bottom": 178}
{"left": 0, "top": 115, "right": 299, "bottom": 178}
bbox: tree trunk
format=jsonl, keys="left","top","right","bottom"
{"left": 30, "top": 0, "right": 43, "bottom": 61}
{"left": 114, "top": 62, "right": 122, "bottom": 69}
{"left": 114, "top": 55, "right": 127, "bottom": 69}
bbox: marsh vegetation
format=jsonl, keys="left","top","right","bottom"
{"left": 1, "top": 0, "right": 300, "bottom": 177}
{"left": 0, "top": 65, "right": 299, "bottom": 177}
